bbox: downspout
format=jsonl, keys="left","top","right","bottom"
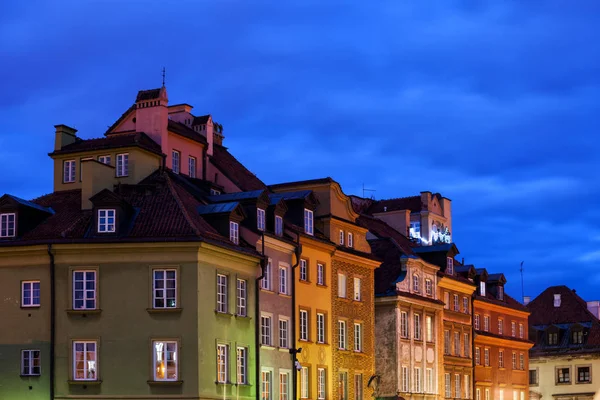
{"left": 47, "top": 244, "right": 55, "bottom": 400}
{"left": 291, "top": 234, "right": 302, "bottom": 400}
{"left": 255, "top": 233, "right": 266, "bottom": 400}
{"left": 471, "top": 293, "right": 476, "bottom": 400}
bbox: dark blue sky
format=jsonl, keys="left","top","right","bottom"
{"left": 2, "top": 1, "right": 599, "bottom": 301}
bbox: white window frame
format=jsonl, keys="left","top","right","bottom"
{"left": 484, "top": 348, "right": 490, "bottom": 366}
{"left": 72, "top": 341, "right": 97, "bottom": 381}
{"left": 275, "top": 215, "right": 283, "bottom": 236}
{"left": 317, "top": 263, "right": 325, "bottom": 286}
{"left": 338, "top": 320, "right": 347, "bottom": 350}
{"left": 257, "top": 208, "right": 266, "bottom": 231}
{"left": 21, "top": 349, "right": 41, "bottom": 376}
{"left": 400, "top": 311, "right": 409, "bottom": 338}
{"left": 499, "top": 350, "right": 504, "bottom": 368}
{"left": 414, "top": 313, "right": 421, "bottom": 340}
{"left": 236, "top": 278, "right": 247, "bottom": 317}
{"left": 216, "top": 274, "right": 228, "bottom": 313}
{"left": 447, "top": 257, "right": 454, "bottom": 274}
{"left": 455, "top": 373, "right": 461, "bottom": 398}
{"left": 64, "top": 160, "right": 76, "bottom": 183}
{"left": 229, "top": 221, "right": 239, "bottom": 244}
{"left": 300, "top": 310, "right": 309, "bottom": 341}
{"left": 217, "top": 344, "right": 228, "bottom": 383}
{"left": 237, "top": 347, "right": 247, "bottom": 384}
{"left": 425, "top": 279, "right": 432, "bottom": 296}
{"left": 480, "top": 281, "right": 486, "bottom": 296}
{"left": 279, "top": 265, "right": 288, "bottom": 295}
{"left": 172, "top": 150, "right": 180, "bottom": 174}
{"left": 299, "top": 259, "right": 308, "bottom": 282}
{"left": 402, "top": 367, "right": 410, "bottom": 393}
{"left": 444, "top": 373, "right": 451, "bottom": 397}
{"left": 261, "top": 315, "right": 273, "bottom": 346}
{"left": 188, "top": 156, "right": 196, "bottom": 178}
{"left": 153, "top": 340, "right": 178, "bottom": 381}
{"left": 73, "top": 270, "right": 96, "bottom": 310}
{"left": 426, "top": 315, "right": 433, "bottom": 342}
{"left": 0, "top": 213, "right": 16, "bottom": 237}
{"left": 153, "top": 269, "right": 177, "bottom": 309}
{"left": 426, "top": 368, "right": 433, "bottom": 393}
{"left": 485, "top": 389, "right": 490, "bottom": 400}
{"left": 338, "top": 273, "right": 347, "bottom": 298}
{"left": 414, "top": 368, "right": 422, "bottom": 393}
{"left": 281, "top": 372, "right": 290, "bottom": 400}
{"left": 279, "top": 318, "right": 289, "bottom": 348}
{"left": 511, "top": 321, "right": 516, "bottom": 337}
{"left": 339, "top": 230, "right": 344, "bottom": 245}
{"left": 97, "top": 209, "right": 116, "bottom": 233}
{"left": 262, "top": 370, "right": 272, "bottom": 400}
{"left": 116, "top": 153, "right": 128, "bottom": 177}
{"left": 474, "top": 314, "right": 480, "bottom": 330}
{"left": 317, "top": 313, "right": 325, "bottom": 344}
{"left": 98, "top": 155, "right": 111, "bottom": 165}
{"left": 21, "top": 281, "right": 40, "bottom": 307}
{"left": 348, "top": 232, "right": 353, "bottom": 248}
{"left": 484, "top": 315, "right": 490, "bottom": 332}
{"left": 519, "top": 323, "right": 524, "bottom": 339}
{"left": 498, "top": 319, "right": 504, "bottom": 335}
{"left": 262, "top": 260, "right": 272, "bottom": 290}
{"left": 318, "top": 368, "right": 326, "bottom": 400}
{"left": 353, "top": 277, "right": 361, "bottom": 301}
{"left": 413, "top": 274, "right": 419, "bottom": 292}
{"left": 477, "top": 388, "right": 481, "bottom": 400}
{"left": 304, "top": 209, "right": 313, "bottom": 235}
{"left": 301, "top": 367, "right": 309, "bottom": 399}
{"left": 354, "top": 323, "right": 362, "bottom": 352}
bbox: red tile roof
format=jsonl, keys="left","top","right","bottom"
{"left": 366, "top": 195, "right": 422, "bottom": 214}
{"left": 211, "top": 144, "right": 267, "bottom": 191}
{"left": 49, "top": 132, "right": 163, "bottom": 157}
{"left": 168, "top": 120, "right": 207, "bottom": 145}
{"left": 475, "top": 293, "right": 529, "bottom": 313}
{"left": 136, "top": 88, "right": 162, "bottom": 102}
{"left": 527, "top": 285, "right": 598, "bottom": 325}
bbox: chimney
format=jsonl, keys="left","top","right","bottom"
{"left": 587, "top": 301, "right": 600, "bottom": 319}
{"left": 523, "top": 296, "right": 531, "bottom": 305}
{"left": 54, "top": 124, "right": 78, "bottom": 150}
{"left": 554, "top": 294, "right": 561, "bottom": 308}
{"left": 213, "top": 123, "right": 224, "bottom": 146}
{"left": 205, "top": 119, "right": 214, "bottom": 156}
{"left": 81, "top": 159, "right": 117, "bottom": 209}
{"left": 135, "top": 87, "right": 169, "bottom": 149}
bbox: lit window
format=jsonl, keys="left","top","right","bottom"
{"left": 317, "top": 368, "right": 326, "bottom": 400}
{"left": 425, "top": 279, "right": 432, "bottom": 296}
{"left": 116, "top": 153, "right": 128, "bottom": 177}
{"left": 446, "top": 257, "right": 453, "bottom": 274}
{"left": 317, "top": 263, "right": 325, "bottom": 286}
{"left": 414, "top": 313, "right": 421, "bottom": 340}
{"left": 63, "top": 160, "right": 76, "bottom": 183}
{"left": 338, "top": 273, "right": 347, "bottom": 298}
{"left": 257, "top": 208, "right": 265, "bottom": 231}
{"left": 353, "top": 277, "right": 361, "bottom": 301}
{"left": 474, "top": 314, "right": 480, "bottom": 330}
{"left": 480, "top": 281, "right": 486, "bottom": 296}
{"left": 475, "top": 347, "right": 480, "bottom": 365}
{"left": 300, "top": 310, "right": 309, "bottom": 341}
{"left": 455, "top": 374, "right": 461, "bottom": 398}
{"left": 280, "top": 372, "right": 290, "bottom": 400}
{"left": 484, "top": 316, "right": 490, "bottom": 332}
{"left": 354, "top": 323, "right": 362, "bottom": 352}
{"left": 572, "top": 330, "right": 583, "bottom": 344}
{"left": 485, "top": 389, "right": 490, "bottom": 400}
{"left": 554, "top": 294, "right": 561, "bottom": 307}
{"left": 304, "top": 209, "right": 313, "bottom": 235}
{"left": 519, "top": 324, "right": 524, "bottom": 339}
{"left": 262, "top": 260, "right": 272, "bottom": 290}
{"left": 339, "top": 230, "right": 344, "bottom": 245}
{"left": 548, "top": 332, "right": 558, "bottom": 345}
{"left": 0, "top": 213, "right": 16, "bottom": 237}
{"left": 217, "top": 344, "right": 228, "bottom": 383}
{"left": 339, "top": 372, "right": 348, "bottom": 400}
{"left": 73, "top": 270, "right": 96, "bottom": 310}
{"left": 557, "top": 367, "right": 570, "bottom": 384}
{"left": 299, "top": 259, "right": 308, "bottom": 282}
{"left": 261, "top": 315, "right": 272, "bottom": 346}
{"left": 348, "top": 232, "right": 353, "bottom": 248}
{"left": 444, "top": 292, "right": 450, "bottom": 309}
{"left": 413, "top": 274, "right": 420, "bottom": 293}
{"left": 188, "top": 156, "right": 196, "bottom": 178}
{"left": 426, "top": 315, "right": 433, "bottom": 342}
{"left": 275, "top": 216, "right": 283, "bottom": 236}
{"left": 172, "top": 150, "right": 180, "bottom": 173}
{"left": 300, "top": 367, "right": 309, "bottom": 398}
{"left": 73, "top": 341, "right": 97, "bottom": 381}
{"left": 498, "top": 319, "right": 504, "bottom": 335}
{"left": 453, "top": 294, "right": 459, "bottom": 311}
{"left": 98, "top": 155, "right": 111, "bottom": 165}
{"left": 511, "top": 322, "right": 516, "bottom": 337}
{"left": 153, "top": 340, "right": 178, "bottom": 381}
{"left": 229, "top": 221, "right": 239, "bottom": 244}
{"left": 153, "top": 269, "right": 177, "bottom": 308}
{"left": 279, "top": 266, "right": 288, "bottom": 295}
{"left": 237, "top": 347, "right": 247, "bottom": 384}
{"left": 512, "top": 352, "right": 517, "bottom": 369}
{"left": 409, "top": 221, "right": 421, "bottom": 240}
{"left": 279, "top": 319, "right": 289, "bottom": 348}
{"left": 476, "top": 389, "right": 481, "bottom": 400}
{"left": 463, "top": 297, "right": 469, "bottom": 313}
{"left": 21, "top": 350, "right": 41, "bottom": 376}
{"left": 216, "top": 274, "right": 228, "bottom": 313}
{"left": 21, "top": 281, "right": 40, "bottom": 307}
{"left": 465, "top": 375, "right": 470, "bottom": 399}
{"left": 317, "top": 313, "right": 325, "bottom": 343}
{"left": 338, "top": 320, "right": 347, "bottom": 350}
{"left": 262, "top": 370, "right": 272, "bottom": 400}
{"left": 484, "top": 348, "right": 490, "bottom": 366}
{"left": 520, "top": 353, "right": 524, "bottom": 370}
{"left": 97, "top": 209, "right": 115, "bottom": 233}
{"left": 236, "top": 279, "right": 247, "bottom": 316}
{"left": 499, "top": 350, "right": 504, "bottom": 368}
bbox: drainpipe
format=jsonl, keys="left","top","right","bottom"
{"left": 290, "top": 234, "right": 302, "bottom": 400}
{"left": 255, "top": 233, "right": 266, "bottom": 400}
{"left": 47, "top": 244, "right": 55, "bottom": 400}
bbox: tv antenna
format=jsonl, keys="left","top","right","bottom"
{"left": 162, "top": 67, "right": 166, "bottom": 87}
{"left": 362, "top": 183, "right": 376, "bottom": 198}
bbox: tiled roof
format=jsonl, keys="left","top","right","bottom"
{"left": 356, "top": 214, "right": 416, "bottom": 256}
{"left": 197, "top": 202, "right": 240, "bottom": 215}
{"left": 207, "top": 190, "right": 265, "bottom": 203}
{"left": 4, "top": 194, "right": 54, "bottom": 214}
{"left": 527, "top": 285, "right": 598, "bottom": 326}
{"left": 211, "top": 144, "right": 267, "bottom": 191}
{"left": 168, "top": 120, "right": 207, "bottom": 145}
{"left": 136, "top": 88, "right": 161, "bottom": 102}
{"left": 269, "top": 177, "right": 334, "bottom": 190}
{"left": 475, "top": 292, "right": 529, "bottom": 313}
{"left": 369, "top": 238, "right": 407, "bottom": 295}
{"left": 366, "top": 195, "right": 422, "bottom": 214}
{"left": 49, "top": 132, "right": 163, "bottom": 156}
{"left": 192, "top": 115, "right": 210, "bottom": 125}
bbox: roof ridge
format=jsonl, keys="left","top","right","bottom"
{"left": 375, "top": 194, "right": 421, "bottom": 202}
{"left": 164, "top": 172, "right": 202, "bottom": 237}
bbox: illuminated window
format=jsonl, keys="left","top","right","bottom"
{"left": 498, "top": 319, "right": 504, "bottom": 335}
{"left": 339, "top": 230, "right": 344, "bottom": 245}
{"left": 519, "top": 324, "right": 524, "bottom": 339}
{"left": 354, "top": 323, "right": 362, "bottom": 352}
{"left": 499, "top": 390, "right": 504, "bottom": 400}
{"left": 548, "top": 332, "right": 558, "bottom": 345}
{"left": 63, "top": 160, "right": 76, "bottom": 183}
{"left": 426, "top": 316, "right": 433, "bottom": 342}
{"left": 455, "top": 373, "right": 461, "bottom": 398}
{"left": 338, "top": 320, "right": 347, "bottom": 350}
{"left": 465, "top": 375, "right": 470, "bottom": 399}
{"left": 300, "top": 367, "right": 309, "bottom": 398}
{"left": 261, "top": 315, "right": 272, "bottom": 346}
{"left": 474, "top": 314, "right": 480, "bottom": 330}
{"left": 454, "top": 294, "right": 459, "bottom": 311}
{"left": 229, "top": 221, "right": 239, "bottom": 244}
{"left": 353, "top": 277, "right": 361, "bottom": 301}
{"left": 261, "top": 370, "right": 272, "bottom": 400}
{"left": 0, "top": 213, "right": 16, "bottom": 237}
{"left": 237, "top": 347, "right": 247, "bottom": 384}
{"left": 172, "top": 150, "right": 180, "bottom": 173}
{"left": 348, "top": 232, "right": 353, "bottom": 248}
{"left": 300, "top": 310, "right": 309, "bottom": 341}
{"left": 444, "top": 291, "right": 450, "bottom": 309}
{"left": 317, "top": 263, "right": 325, "bottom": 286}
{"left": 572, "top": 330, "right": 583, "bottom": 344}
{"left": 338, "top": 273, "right": 347, "bottom": 298}
{"left": 484, "top": 316, "right": 490, "bottom": 332}
{"left": 520, "top": 353, "right": 524, "bottom": 370}
{"left": 217, "top": 344, "right": 228, "bottom": 383}
{"left": 73, "top": 270, "right": 96, "bottom": 310}
{"left": 262, "top": 260, "right": 272, "bottom": 290}
{"left": 257, "top": 208, "right": 266, "bottom": 231}
{"left": 499, "top": 350, "right": 504, "bottom": 368}
{"left": 511, "top": 322, "right": 516, "bottom": 337}
{"left": 216, "top": 274, "right": 228, "bottom": 313}
{"left": 275, "top": 216, "right": 283, "bottom": 236}
{"left": 476, "top": 388, "right": 481, "bottom": 400}
{"left": 280, "top": 372, "right": 290, "bottom": 400}
{"left": 463, "top": 297, "right": 469, "bottom": 313}
{"left": 299, "top": 259, "right": 308, "bottom": 282}
{"left": 188, "top": 156, "right": 196, "bottom": 178}
{"left": 339, "top": 372, "right": 348, "bottom": 400}
{"left": 485, "top": 388, "right": 490, "bottom": 400}
{"left": 236, "top": 279, "right": 246, "bottom": 316}
{"left": 21, "top": 350, "right": 40, "bottom": 376}
{"left": 116, "top": 153, "right": 128, "bottom": 177}
{"left": 73, "top": 341, "right": 97, "bottom": 381}
{"left": 154, "top": 269, "right": 177, "bottom": 309}
{"left": 512, "top": 352, "right": 517, "bottom": 369}
{"left": 318, "top": 368, "right": 326, "bottom": 400}
{"left": 97, "top": 209, "right": 115, "bottom": 233}
{"left": 414, "top": 313, "right": 421, "bottom": 340}
{"left": 480, "top": 281, "right": 486, "bottom": 296}
{"left": 21, "top": 281, "right": 40, "bottom": 307}
{"left": 409, "top": 221, "right": 421, "bottom": 240}
{"left": 279, "top": 318, "right": 289, "bottom": 348}
{"left": 475, "top": 347, "right": 480, "bottom": 365}
{"left": 98, "top": 155, "right": 111, "bottom": 165}
{"left": 304, "top": 209, "right": 313, "bottom": 235}
{"left": 317, "top": 313, "right": 325, "bottom": 343}
{"left": 153, "top": 340, "right": 177, "bottom": 381}
{"left": 577, "top": 366, "right": 591, "bottom": 383}
{"left": 484, "top": 348, "right": 490, "bottom": 366}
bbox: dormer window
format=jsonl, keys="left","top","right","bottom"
{"left": 548, "top": 331, "right": 558, "bottom": 345}
{"left": 257, "top": 208, "right": 265, "bottom": 231}
{"left": 572, "top": 330, "right": 584, "bottom": 344}
{"left": 554, "top": 294, "right": 561, "bottom": 307}
{"left": 63, "top": 160, "right": 76, "bottom": 183}
{"left": 497, "top": 286, "right": 504, "bottom": 300}
{"left": 210, "top": 189, "right": 221, "bottom": 196}
{"left": 0, "top": 213, "right": 16, "bottom": 237}
{"left": 446, "top": 257, "right": 453, "bottom": 275}
{"left": 230, "top": 221, "right": 239, "bottom": 244}
{"left": 304, "top": 209, "right": 313, "bottom": 235}
{"left": 275, "top": 216, "right": 283, "bottom": 237}
{"left": 116, "top": 153, "right": 129, "bottom": 177}
{"left": 480, "top": 281, "right": 486, "bottom": 296}
{"left": 172, "top": 150, "right": 180, "bottom": 174}
{"left": 339, "top": 230, "right": 344, "bottom": 245}
{"left": 348, "top": 232, "right": 353, "bottom": 248}
{"left": 97, "top": 209, "right": 115, "bottom": 233}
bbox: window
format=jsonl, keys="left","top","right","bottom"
{"left": 403, "top": 367, "right": 410, "bottom": 393}
{"left": 474, "top": 314, "right": 480, "bottom": 330}
{"left": 480, "top": 281, "right": 486, "bottom": 296}
{"left": 463, "top": 297, "right": 469, "bottom": 313}
{"left": 348, "top": 232, "right": 353, "bottom": 248}
{"left": 280, "top": 372, "right": 290, "bottom": 400}
{"left": 529, "top": 369, "right": 538, "bottom": 385}
{"left": 444, "top": 373, "right": 451, "bottom": 397}
{"left": 317, "top": 313, "right": 325, "bottom": 344}
{"left": 400, "top": 311, "right": 409, "bottom": 338}
{"left": 444, "top": 291, "right": 450, "bottom": 309}
{"left": 21, "top": 281, "right": 40, "bottom": 307}
{"left": 153, "top": 340, "right": 177, "bottom": 381}
{"left": 299, "top": 259, "right": 308, "bottom": 282}
{"left": 454, "top": 294, "right": 459, "bottom": 311}
{"left": 116, "top": 153, "right": 128, "bottom": 177}
{"left": 339, "top": 372, "right": 348, "bottom": 400}
{"left": 444, "top": 330, "right": 451, "bottom": 355}
{"left": 300, "top": 310, "right": 308, "bottom": 341}
{"left": 21, "top": 350, "right": 41, "bottom": 376}
{"left": 261, "top": 371, "right": 272, "bottom": 400}
{"left": 512, "top": 352, "right": 517, "bottom": 369}
{"left": 318, "top": 368, "right": 326, "bottom": 399}
{"left": 304, "top": 209, "right": 313, "bottom": 235}
{"left": 454, "top": 332, "right": 460, "bottom": 356}
{"left": 262, "top": 260, "right": 272, "bottom": 290}
{"left": 230, "top": 221, "right": 239, "bottom": 244}
{"left": 499, "top": 390, "right": 504, "bottom": 400}
{"left": 520, "top": 392, "right": 525, "bottom": 400}
{"left": 217, "top": 274, "right": 228, "bottom": 313}
{"left": 414, "top": 314, "right": 421, "bottom": 340}
{"left": 464, "top": 333, "right": 470, "bottom": 357}
{"left": 188, "top": 156, "right": 196, "bottom": 178}
{"left": 275, "top": 216, "right": 283, "bottom": 236}
{"left": 476, "top": 389, "right": 481, "bottom": 400}
{"left": 354, "top": 323, "right": 362, "bottom": 352}
{"left": 484, "top": 348, "right": 490, "bottom": 366}
{"left": 577, "top": 366, "right": 590, "bottom": 383}
{"left": 425, "top": 279, "right": 433, "bottom": 296}
{"left": 572, "top": 330, "right": 583, "bottom": 344}
{"left": 210, "top": 188, "right": 221, "bottom": 196}
{"left": 64, "top": 160, "right": 76, "bottom": 183}
{"left": 447, "top": 257, "right": 454, "bottom": 274}
{"left": 257, "top": 208, "right": 266, "bottom": 231}
{"left": 548, "top": 332, "right": 558, "bottom": 345}
{"left": 217, "top": 344, "right": 228, "bottom": 383}
{"left": 511, "top": 322, "right": 516, "bottom": 337}
{"left": 475, "top": 347, "right": 480, "bottom": 365}
{"left": 279, "top": 319, "right": 289, "bottom": 348}
{"left": 0, "top": 213, "right": 16, "bottom": 237}
{"left": 414, "top": 368, "right": 421, "bottom": 393}
{"left": 237, "top": 347, "right": 247, "bottom": 384}
{"left": 73, "top": 270, "right": 96, "bottom": 310}
{"left": 498, "top": 319, "right": 504, "bottom": 335}
{"left": 317, "top": 263, "right": 325, "bottom": 285}
{"left": 98, "top": 155, "right": 111, "bottom": 165}
{"left": 237, "top": 279, "right": 247, "bottom": 316}
{"left": 172, "top": 150, "right": 180, "bottom": 173}
{"left": 279, "top": 266, "right": 288, "bottom": 295}
{"left": 465, "top": 375, "right": 470, "bottom": 399}
{"left": 426, "top": 368, "right": 433, "bottom": 393}
{"left": 498, "top": 285, "right": 504, "bottom": 300}
{"left": 426, "top": 315, "right": 433, "bottom": 342}
{"left": 355, "top": 374, "right": 363, "bottom": 400}
{"left": 153, "top": 269, "right": 177, "bottom": 308}
{"left": 413, "top": 274, "right": 420, "bottom": 292}
{"left": 485, "top": 389, "right": 490, "bottom": 400}
{"left": 519, "top": 353, "right": 524, "bottom": 370}
{"left": 97, "top": 209, "right": 115, "bottom": 233}
{"left": 499, "top": 350, "right": 504, "bottom": 368}
{"left": 338, "top": 320, "right": 347, "bottom": 350}
{"left": 557, "top": 367, "right": 570, "bottom": 383}
{"left": 261, "top": 315, "right": 272, "bottom": 346}
{"left": 554, "top": 294, "right": 562, "bottom": 307}
{"left": 339, "top": 230, "right": 344, "bottom": 245}
{"left": 455, "top": 374, "right": 461, "bottom": 398}
{"left": 484, "top": 316, "right": 490, "bottom": 332}
{"left": 353, "top": 277, "right": 361, "bottom": 301}
{"left": 73, "top": 341, "right": 97, "bottom": 381}
{"left": 338, "top": 273, "right": 347, "bottom": 298}
{"left": 300, "top": 367, "right": 309, "bottom": 399}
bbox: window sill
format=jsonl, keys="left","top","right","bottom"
{"left": 315, "top": 341, "right": 329, "bottom": 346}
{"left": 214, "top": 310, "right": 234, "bottom": 317}
{"left": 215, "top": 381, "right": 235, "bottom": 386}
{"left": 21, "top": 305, "right": 41, "bottom": 309}
{"left": 299, "top": 339, "right": 313, "bottom": 344}
{"left": 316, "top": 284, "right": 328, "bottom": 288}
{"left": 298, "top": 280, "right": 312, "bottom": 285}
{"left": 20, "top": 374, "right": 40, "bottom": 378}
{"left": 146, "top": 308, "right": 182, "bottom": 314}
{"left": 279, "top": 347, "right": 292, "bottom": 352}
{"left": 147, "top": 380, "right": 183, "bottom": 386}
{"left": 66, "top": 309, "right": 102, "bottom": 316}
{"left": 68, "top": 380, "right": 102, "bottom": 385}
{"left": 352, "top": 299, "right": 363, "bottom": 304}
{"left": 261, "top": 345, "right": 276, "bottom": 350}
{"left": 278, "top": 293, "right": 292, "bottom": 299}
{"left": 260, "top": 288, "right": 275, "bottom": 293}
{"left": 576, "top": 381, "right": 592, "bottom": 385}
{"left": 235, "top": 314, "right": 252, "bottom": 320}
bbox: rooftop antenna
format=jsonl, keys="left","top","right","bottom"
{"left": 362, "top": 183, "right": 376, "bottom": 199}
{"left": 520, "top": 261, "right": 525, "bottom": 303}
{"left": 162, "top": 67, "right": 166, "bottom": 87}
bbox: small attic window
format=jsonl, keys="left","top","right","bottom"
{"left": 0, "top": 213, "right": 16, "bottom": 237}
{"left": 257, "top": 208, "right": 265, "bottom": 231}
{"left": 98, "top": 209, "right": 115, "bottom": 233}
{"left": 304, "top": 209, "right": 314, "bottom": 236}
{"left": 230, "top": 221, "right": 239, "bottom": 244}
{"left": 275, "top": 216, "right": 283, "bottom": 237}
{"left": 554, "top": 294, "right": 561, "bottom": 307}
{"left": 480, "top": 281, "right": 486, "bottom": 297}
{"left": 497, "top": 286, "right": 504, "bottom": 301}
{"left": 446, "top": 257, "right": 453, "bottom": 275}
{"left": 210, "top": 188, "right": 221, "bottom": 196}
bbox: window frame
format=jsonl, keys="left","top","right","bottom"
{"left": 72, "top": 270, "right": 97, "bottom": 310}
{"left": 400, "top": 311, "right": 409, "bottom": 338}
{"left": 317, "top": 263, "right": 325, "bottom": 286}
{"left": 347, "top": 232, "right": 353, "bottom": 248}
{"left": 279, "top": 265, "right": 289, "bottom": 295}
{"left": 556, "top": 366, "right": 571, "bottom": 384}
{"left": 317, "top": 368, "right": 326, "bottom": 400}
{"left": 317, "top": 313, "right": 326, "bottom": 344}
{"left": 21, "top": 280, "right": 41, "bottom": 307}
{"left": 188, "top": 156, "right": 196, "bottom": 178}
{"left": 257, "top": 208, "right": 266, "bottom": 231}
{"left": 339, "top": 230, "right": 344, "bottom": 245}
{"left": 0, "top": 212, "right": 16, "bottom": 237}
{"left": 217, "top": 343, "right": 229, "bottom": 383}
{"left": 97, "top": 209, "right": 116, "bottom": 233}
{"left": 21, "top": 349, "right": 41, "bottom": 376}
{"left": 338, "top": 273, "right": 347, "bottom": 298}
{"left": 98, "top": 155, "right": 111, "bottom": 165}
{"left": 425, "top": 279, "right": 433, "bottom": 296}
{"left": 353, "top": 277, "right": 361, "bottom": 301}
{"left": 354, "top": 323, "right": 362, "bottom": 352}
{"left": 299, "top": 310, "right": 309, "bottom": 341}
{"left": 275, "top": 215, "right": 283, "bottom": 236}
{"left": 63, "top": 159, "right": 76, "bottom": 183}
{"left": 153, "top": 268, "right": 177, "bottom": 309}
{"left": 300, "top": 366, "right": 309, "bottom": 399}
{"left": 413, "top": 274, "right": 420, "bottom": 293}
{"left": 229, "top": 221, "right": 239, "bottom": 244}
{"left": 152, "top": 340, "right": 178, "bottom": 381}
{"left": 236, "top": 278, "right": 247, "bottom": 317}
{"left": 279, "top": 318, "right": 289, "bottom": 348}
{"left": 338, "top": 320, "right": 347, "bottom": 350}
{"left": 304, "top": 209, "right": 314, "bottom": 235}
{"left": 237, "top": 347, "right": 247, "bottom": 384}
{"left": 216, "top": 274, "right": 228, "bottom": 313}
{"left": 299, "top": 259, "right": 308, "bottom": 282}
{"left": 72, "top": 340, "right": 98, "bottom": 381}
{"left": 280, "top": 371, "right": 290, "bottom": 400}
{"left": 116, "top": 153, "right": 128, "bottom": 177}
{"left": 414, "top": 313, "right": 421, "bottom": 341}
{"left": 262, "top": 259, "right": 272, "bottom": 290}
{"left": 577, "top": 365, "right": 591, "bottom": 384}
{"left": 172, "top": 150, "right": 180, "bottom": 174}
{"left": 261, "top": 314, "right": 273, "bottom": 346}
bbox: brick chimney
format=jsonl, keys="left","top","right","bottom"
{"left": 54, "top": 124, "right": 78, "bottom": 150}
{"left": 135, "top": 87, "right": 169, "bottom": 150}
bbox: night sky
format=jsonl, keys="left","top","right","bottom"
{"left": 2, "top": 1, "right": 599, "bottom": 301}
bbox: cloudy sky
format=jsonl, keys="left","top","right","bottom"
{"left": 2, "top": 1, "right": 599, "bottom": 301}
